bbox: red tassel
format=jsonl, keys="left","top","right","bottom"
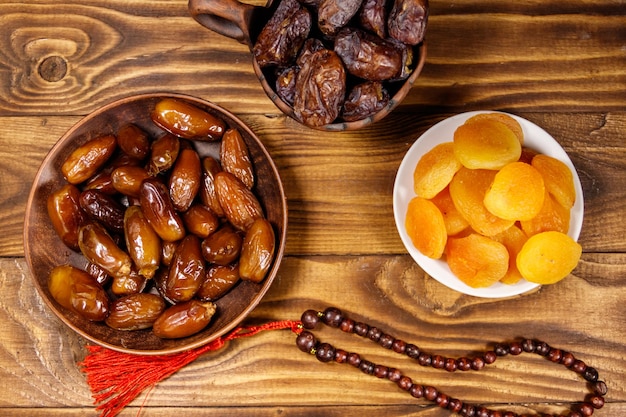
{"left": 79, "top": 320, "right": 302, "bottom": 417}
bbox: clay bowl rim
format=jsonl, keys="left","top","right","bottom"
{"left": 24, "top": 92, "right": 288, "bottom": 355}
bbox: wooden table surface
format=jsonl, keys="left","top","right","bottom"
{"left": 1, "top": 0, "right": 625, "bottom": 416}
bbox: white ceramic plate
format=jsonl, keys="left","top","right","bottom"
{"left": 393, "top": 111, "right": 584, "bottom": 298}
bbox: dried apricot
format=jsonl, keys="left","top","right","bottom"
{"left": 531, "top": 154, "right": 576, "bottom": 209}
{"left": 405, "top": 197, "right": 447, "bottom": 259}
{"left": 516, "top": 231, "right": 581, "bottom": 284}
{"left": 446, "top": 233, "right": 509, "bottom": 288}
{"left": 449, "top": 167, "right": 514, "bottom": 236}
{"left": 453, "top": 118, "right": 521, "bottom": 170}
{"left": 492, "top": 225, "right": 528, "bottom": 284}
{"left": 465, "top": 113, "right": 524, "bottom": 145}
{"left": 413, "top": 142, "right": 462, "bottom": 199}
{"left": 520, "top": 190, "right": 570, "bottom": 236}
{"left": 483, "top": 162, "right": 545, "bottom": 221}
{"left": 430, "top": 186, "right": 470, "bottom": 236}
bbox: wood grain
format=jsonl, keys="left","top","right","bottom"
{"left": 1, "top": 0, "right": 625, "bottom": 415}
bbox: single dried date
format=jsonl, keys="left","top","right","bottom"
{"left": 253, "top": 0, "right": 311, "bottom": 68}
{"left": 79, "top": 189, "right": 125, "bottom": 234}
{"left": 293, "top": 49, "right": 346, "bottom": 127}
{"left": 49, "top": 264, "right": 109, "bottom": 322}
{"left": 105, "top": 293, "right": 166, "bottom": 331}
{"left": 318, "top": 0, "right": 363, "bottom": 37}
{"left": 334, "top": 27, "right": 403, "bottom": 81}
{"left": 47, "top": 184, "right": 87, "bottom": 251}
{"left": 359, "top": 0, "right": 387, "bottom": 38}
{"left": 342, "top": 81, "right": 390, "bottom": 122}
{"left": 388, "top": 0, "right": 429, "bottom": 45}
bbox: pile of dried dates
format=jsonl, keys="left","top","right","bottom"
{"left": 253, "top": 0, "right": 429, "bottom": 127}
{"left": 46, "top": 98, "right": 276, "bottom": 339}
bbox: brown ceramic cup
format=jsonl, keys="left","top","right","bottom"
{"left": 188, "top": 0, "right": 427, "bottom": 131}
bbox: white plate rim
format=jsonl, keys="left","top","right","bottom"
{"left": 393, "top": 111, "right": 584, "bottom": 298}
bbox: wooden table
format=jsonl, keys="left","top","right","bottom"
{"left": 1, "top": 1, "right": 625, "bottom": 416}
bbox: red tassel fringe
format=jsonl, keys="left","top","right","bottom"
{"left": 79, "top": 320, "right": 302, "bottom": 417}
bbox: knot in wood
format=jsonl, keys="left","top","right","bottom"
{"left": 38, "top": 56, "right": 67, "bottom": 82}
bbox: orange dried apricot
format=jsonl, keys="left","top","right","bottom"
{"left": 449, "top": 167, "right": 514, "bottom": 236}
{"left": 430, "top": 186, "right": 470, "bottom": 236}
{"left": 453, "top": 118, "right": 522, "bottom": 170}
{"left": 492, "top": 225, "right": 528, "bottom": 284}
{"left": 516, "top": 231, "right": 582, "bottom": 284}
{"left": 405, "top": 197, "right": 447, "bottom": 259}
{"left": 446, "top": 233, "right": 509, "bottom": 288}
{"left": 520, "top": 190, "right": 570, "bottom": 236}
{"left": 413, "top": 142, "right": 462, "bottom": 199}
{"left": 483, "top": 162, "right": 545, "bottom": 221}
{"left": 531, "top": 154, "right": 576, "bottom": 209}
{"left": 465, "top": 113, "right": 524, "bottom": 145}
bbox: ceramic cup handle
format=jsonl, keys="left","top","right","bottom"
{"left": 188, "top": 0, "right": 256, "bottom": 47}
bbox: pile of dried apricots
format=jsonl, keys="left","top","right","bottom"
{"left": 405, "top": 113, "right": 582, "bottom": 288}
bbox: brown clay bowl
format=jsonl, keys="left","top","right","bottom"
{"left": 188, "top": 0, "right": 427, "bottom": 131}
{"left": 24, "top": 93, "right": 287, "bottom": 355}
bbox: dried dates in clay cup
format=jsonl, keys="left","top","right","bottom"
{"left": 188, "top": 0, "right": 428, "bottom": 131}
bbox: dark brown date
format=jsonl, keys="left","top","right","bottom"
{"left": 201, "top": 225, "right": 243, "bottom": 266}
{"left": 253, "top": 0, "right": 311, "bottom": 67}
{"left": 148, "top": 133, "right": 180, "bottom": 176}
{"left": 61, "top": 135, "right": 117, "bottom": 184}
{"left": 214, "top": 172, "right": 264, "bottom": 231}
{"left": 151, "top": 98, "right": 226, "bottom": 141}
{"left": 341, "top": 81, "right": 390, "bottom": 122}
{"left": 164, "top": 235, "right": 205, "bottom": 303}
{"left": 182, "top": 204, "right": 219, "bottom": 239}
{"left": 388, "top": 0, "right": 428, "bottom": 45}
{"left": 47, "top": 184, "right": 87, "bottom": 251}
{"left": 199, "top": 156, "right": 225, "bottom": 218}
{"left": 220, "top": 128, "right": 254, "bottom": 190}
{"left": 239, "top": 218, "right": 276, "bottom": 283}
{"left": 105, "top": 293, "right": 166, "bottom": 331}
{"left": 48, "top": 264, "right": 109, "bottom": 321}
{"left": 293, "top": 49, "right": 346, "bottom": 127}
{"left": 152, "top": 299, "right": 216, "bottom": 339}
{"left": 110, "top": 270, "right": 148, "bottom": 297}
{"left": 111, "top": 165, "right": 151, "bottom": 197}
{"left": 168, "top": 148, "right": 202, "bottom": 212}
{"left": 334, "top": 27, "right": 403, "bottom": 81}
{"left": 359, "top": 0, "right": 387, "bottom": 38}
{"left": 197, "top": 264, "right": 240, "bottom": 301}
{"left": 139, "top": 178, "right": 186, "bottom": 242}
{"left": 124, "top": 205, "right": 161, "bottom": 279}
{"left": 318, "top": 0, "right": 363, "bottom": 36}
{"left": 296, "top": 38, "right": 326, "bottom": 67}
{"left": 117, "top": 123, "right": 150, "bottom": 161}
{"left": 276, "top": 66, "right": 299, "bottom": 107}
{"left": 79, "top": 222, "right": 132, "bottom": 279}
{"left": 79, "top": 189, "right": 125, "bottom": 234}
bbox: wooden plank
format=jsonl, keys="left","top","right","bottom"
{"left": 0, "top": 2, "right": 624, "bottom": 116}
{"left": 6, "top": 112, "right": 626, "bottom": 257}
{"left": 1, "top": 255, "right": 624, "bottom": 409}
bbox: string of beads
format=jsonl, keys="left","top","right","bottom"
{"left": 294, "top": 307, "right": 608, "bottom": 417}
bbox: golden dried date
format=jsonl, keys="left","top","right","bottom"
{"left": 199, "top": 156, "right": 225, "bottom": 218}
{"left": 117, "top": 124, "right": 150, "bottom": 161}
{"left": 79, "top": 222, "right": 132, "bottom": 279}
{"left": 110, "top": 270, "right": 148, "bottom": 297}
{"left": 151, "top": 98, "right": 226, "bottom": 141}
{"left": 148, "top": 133, "right": 180, "bottom": 176}
{"left": 220, "top": 128, "right": 254, "bottom": 190}
{"left": 215, "top": 172, "right": 264, "bottom": 231}
{"left": 124, "top": 205, "right": 161, "bottom": 279}
{"left": 61, "top": 135, "right": 117, "bottom": 184}
{"left": 201, "top": 224, "right": 243, "bottom": 266}
{"left": 105, "top": 293, "right": 166, "bottom": 331}
{"left": 169, "top": 148, "right": 202, "bottom": 212}
{"left": 164, "top": 235, "right": 205, "bottom": 303}
{"left": 139, "top": 178, "right": 186, "bottom": 242}
{"left": 47, "top": 184, "right": 87, "bottom": 251}
{"left": 48, "top": 264, "right": 109, "bottom": 321}
{"left": 239, "top": 218, "right": 276, "bottom": 283}
{"left": 111, "top": 165, "right": 151, "bottom": 197}
{"left": 183, "top": 204, "right": 219, "bottom": 239}
{"left": 152, "top": 299, "right": 216, "bottom": 339}
{"left": 197, "top": 264, "right": 240, "bottom": 301}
